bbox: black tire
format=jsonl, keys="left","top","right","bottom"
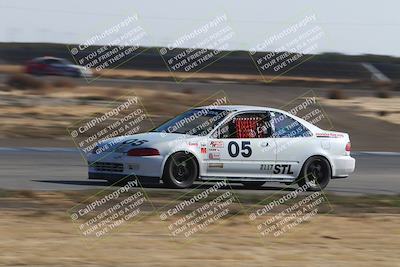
{"left": 241, "top": 181, "right": 265, "bottom": 189}
{"left": 162, "top": 152, "right": 198, "bottom": 189}
{"left": 298, "top": 156, "right": 331, "bottom": 191}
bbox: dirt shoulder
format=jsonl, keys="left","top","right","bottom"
{"left": 1, "top": 212, "right": 399, "bottom": 267}
{"left": 0, "top": 191, "right": 399, "bottom": 266}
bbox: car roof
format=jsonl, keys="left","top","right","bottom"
{"left": 35, "top": 56, "right": 63, "bottom": 61}
{"left": 197, "top": 105, "right": 274, "bottom": 112}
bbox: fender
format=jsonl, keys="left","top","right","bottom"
{"left": 160, "top": 146, "right": 203, "bottom": 178}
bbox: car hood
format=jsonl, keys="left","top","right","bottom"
{"left": 95, "top": 132, "right": 203, "bottom": 154}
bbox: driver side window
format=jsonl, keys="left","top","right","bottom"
{"left": 213, "top": 112, "right": 273, "bottom": 139}
{"left": 44, "top": 59, "right": 60, "bottom": 65}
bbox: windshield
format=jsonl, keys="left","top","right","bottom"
{"left": 152, "top": 108, "right": 231, "bottom": 136}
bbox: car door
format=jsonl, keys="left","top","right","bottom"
{"left": 205, "top": 111, "right": 277, "bottom": 178}
{"left": 270, "top": 111, "right": 313, "bottom": 180}
{"left": 50, "top": 59, "right": 67, "bottom": 75}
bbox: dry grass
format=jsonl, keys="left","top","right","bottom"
{"left": 0, "top": 64, "right": 23, "bottom": 74}
{"left": 0, "top": 211, "right": 398, "bottom": 266}
{"left": 327, "top": 89, "right": 347, "bottom": 99}
{"left": 5, "top": 74, "right": 49, "bottom": 90}
{"left": 320, "top": 96, "right": 400, "bottom": 125}
{"left": 0, "top": 191, "right": 398, "bottom": 266}
{"left": 52, "top": 77, "right": 77, "bottom": 88}
{"left": 0, "top": 85, "right": 201, "bottom": 138}
{"left": 375, "top": 89, "right": 391, "bottom": 98}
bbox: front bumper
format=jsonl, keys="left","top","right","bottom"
{"left": 88, "top": 172, "right": 159, "bottom": 184}
{"left": 87, "top": 153, "right": 164, "bottom": 184}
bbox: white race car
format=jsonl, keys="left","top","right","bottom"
{"left": 87, "top": 105, "right": 355, "bottom": 191}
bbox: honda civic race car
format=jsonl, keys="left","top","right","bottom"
{"left": 87, "top": 105, "right": 355, "bottom": 191}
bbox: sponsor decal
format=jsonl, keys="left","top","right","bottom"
{"left": 209, "top": 148, "right": 220, "bottom": 152}
{"left": 208, "top": 152, "right": 221, "bottom": 160}
{"left": 208, "top": 163, "right": 224, "bottom": 168}
{"left": 188, "top": 142, "right": 198, "bottom": 146}
{"left": 316, "top": 132, "right": 344, "bottom": 138}
{"left": 201, "top": 147, "right": 207, "bottom": 154}
{"left": 123, "top": 139, "right": 149, "bottom": 146}
{"left": 260, "top": 164, "right": 294, "bottom": 174}
{"left": 210, "top": 141, "right": 224, "bottom": 148}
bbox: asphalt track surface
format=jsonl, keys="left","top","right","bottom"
{"left": 0, "top": 74, "right": 399, "bottom": 195}
{"left": 0, "top": 147, "right": 399, "bottom": 195}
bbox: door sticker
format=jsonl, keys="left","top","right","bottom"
{"left": 260, "top": 164, "right": 294, "bottom": 174}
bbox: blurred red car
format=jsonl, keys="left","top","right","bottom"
{"left": 25, "top": 56, "right": 92, "bottom": 78}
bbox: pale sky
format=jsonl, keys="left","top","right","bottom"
{"left": 0, "top": 0, "right": 399, "bottom": 56}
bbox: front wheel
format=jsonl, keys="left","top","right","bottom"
{"left": 162, "top": 152, "right": 198, "bottom": 189}
{"left": 297, "top": 156, "right": 331, "bottom": 191}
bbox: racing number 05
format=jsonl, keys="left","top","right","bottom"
{"left": 228, "top": 141, "right": 252, "bottom": 158}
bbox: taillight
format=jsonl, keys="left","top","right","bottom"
{"left": 127, "top": 148, "right": 160, "bottom": 156}
{"left": 345, "top": 142, "right": 351, "bottom": 152}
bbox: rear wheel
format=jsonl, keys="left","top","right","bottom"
{"left": 298, "top": 156, "right": 331, "bottom": 191}
{"left": 163, "top": 152, "right": 198, "bottom": 189}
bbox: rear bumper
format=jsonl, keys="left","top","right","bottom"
{"left": 332, "top": 175, "right": 349, "bottom": 179}
{"left": 88, "top": 172, "right": 160, "bottom": 185}
{"left": 332, "top": 155, "right": 355, "bottom": 177}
